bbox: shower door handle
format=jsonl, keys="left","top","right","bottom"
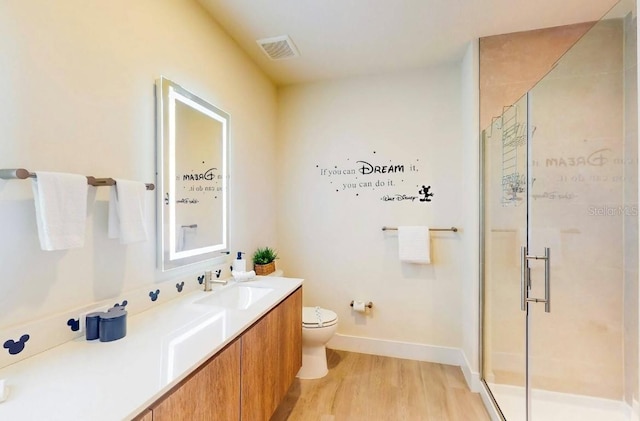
{"left": 521, "top": 247, "right": 551, "bottom": 313}
{"left": 520, "top": 246, "right": 528, "bottom": 311}
{"left": 543, "top": 247, "right": 550, "bottom": 313}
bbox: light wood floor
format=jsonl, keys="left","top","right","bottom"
{"left": 271, "top": 349, "right": 490, "bottom": 421}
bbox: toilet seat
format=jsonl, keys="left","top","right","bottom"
{"left": 302, "top": 306, "right": 338, "bottom": 328}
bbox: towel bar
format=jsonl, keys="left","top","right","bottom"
{"left": 0, "top": 168, "right": 155, "bottom": 191}
{"left": 382, "top": 226, "right": 458, "bottom": 232}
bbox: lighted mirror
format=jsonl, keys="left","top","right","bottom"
{"left": 156, "top": 77, "right": 229, "bottom": 271}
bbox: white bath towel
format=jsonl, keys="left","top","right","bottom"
{"left": 398, "top": 226, "right": 431, "bottom": 264}
{"left": 31, "top": 172, "right": 88, "bottom": 251}
{"left": 108, "top": 179, "right": 147, "bottom": 244}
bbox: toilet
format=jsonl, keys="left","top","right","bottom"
{"left": 297, "top": 306, "right": 338, "bottom": 379}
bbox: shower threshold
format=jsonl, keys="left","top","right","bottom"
{"left": 487, "top": 383, "right": 633, "bottom": 421}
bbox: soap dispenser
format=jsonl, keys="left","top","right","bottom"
{"left": 233, "top": 252, "right": 246, "bottom": 272}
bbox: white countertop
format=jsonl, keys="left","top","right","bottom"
{"left": 0, "top": 276, "right": 303, "bottom": 421}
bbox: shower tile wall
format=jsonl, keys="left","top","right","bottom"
{"left": 479, "top": 22, "right": 594, "bottom": 129}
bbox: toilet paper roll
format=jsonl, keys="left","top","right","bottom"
{"left": 353, "top": 301, "right": 366, "bottom": 313}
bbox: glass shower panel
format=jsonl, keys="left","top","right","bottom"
{"left": 481, "top": 1, "right": 637, "bottom": 420}
{"left": 482, "top": 94, "right": 529, "bottom": 420}
{"left": 527, "top": 8, "right": 629, "bottom": 415}
{"left": 622, "top": 6, "right": 639, "bottom": 409}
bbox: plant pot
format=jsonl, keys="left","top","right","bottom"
{"left": 254, "top": 261, "right": 276, "bottom": 276}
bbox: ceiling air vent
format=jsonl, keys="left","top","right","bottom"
{"left": 256, "top": 35, "right": 300, "bottom": 60}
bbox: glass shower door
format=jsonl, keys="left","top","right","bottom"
{"left": 482, "top": 94, "right": 529, "bottom": 420}
{"left": 526, "top": 11, "right": 630, "bottom": 419}
{"left": 482, "top": 3, "right": 637, "bottom": 419}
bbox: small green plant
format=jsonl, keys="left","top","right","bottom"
{"left": 252, "top": 246, "right": 278, "bottom": 265}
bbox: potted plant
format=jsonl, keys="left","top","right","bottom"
{"left": 252, "top": 246, "right": 278, "bottom": 276}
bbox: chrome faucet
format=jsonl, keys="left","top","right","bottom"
{"left": 203, "top": 270, "right": 227, "bottom": 291}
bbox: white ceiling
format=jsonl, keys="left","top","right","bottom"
{"left": 196, "top": 0, "right": 619, "bottom": 86}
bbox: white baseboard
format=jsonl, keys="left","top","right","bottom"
{"left": 459, "top": 350, "right": 483, "bottom": 393}
{"left": 632, "top": 399, "right": 640, "bottom": 421}
{"left": 327, "top": 333, "right": 463, "bottom": 366}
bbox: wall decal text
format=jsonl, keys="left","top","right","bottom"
{"left": 317, "top": 152, "right": 433, "bottom": 203}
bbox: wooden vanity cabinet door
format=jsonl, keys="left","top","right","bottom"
{"left": 152, "top": 339, "right": 241, "bottom": 421}
{"left": 276, "top": 287, "right": 302, "bottom": 398}
{"left": 241, "top": 287, "right": 302, "bottom": 421}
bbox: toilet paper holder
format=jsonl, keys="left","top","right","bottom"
{"left": 350, "top": 300, "right": 373, "bottom": 309}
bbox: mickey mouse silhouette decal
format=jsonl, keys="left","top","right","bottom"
{"left": 67, "top": 318, "right": 80, "bottom": 332}
{"left": 149, "top": 289, "right": 160, "bottom": 302}
{"left": 419, "top": 185, "right": 434, "bottom": 202}
{"left": 113, "top": 300, "right": 128, "bottom": 309}
{"left": 3, "top": 334, "right": 30, "bottom": 355}
{"left": 176, "top": 281, "right": 185, "bottom": 292}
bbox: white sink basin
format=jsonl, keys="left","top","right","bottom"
{"left": 194, "top": 284, "right": 274, "bottom": 310}
{"left": 161, "top": 310, "right": 228, "bottom": 383}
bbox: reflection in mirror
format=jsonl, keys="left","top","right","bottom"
{"left": 156, "top": 77, "right": 229, "bottom": 271}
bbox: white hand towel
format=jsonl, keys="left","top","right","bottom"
{"left": 398, "top": 226, "right": 431, "bottom": 264}
{"left": 108, "top": 179, "right": 147, "bottom": 244}
{"left": 31, "top": 172, "right": 88, "bottom": 251}
{"left": 232, "top": 270, "right": 257, "bottom": 282}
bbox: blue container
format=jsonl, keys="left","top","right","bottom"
{"left": 98, "top": 308, "right": 127, "bottom": 342}
{"left": 85, "top": 312, "right": 103, "bottom": 341}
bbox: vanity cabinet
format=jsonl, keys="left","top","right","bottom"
{"left": 134, "top": 287, "right": 302, "bottom": 421}
{"left": 136, "top": 410, "right": 152, "bottom": 421}
{"left": 241, "top": 287, "right": 302, "bottom": 421}
{"left": 152, "top": 339, "right": 241, "bottom": 421}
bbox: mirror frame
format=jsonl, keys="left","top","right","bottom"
{"left": 156, "top": 77, "right": 229, "bottom": 271}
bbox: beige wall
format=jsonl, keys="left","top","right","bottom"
{"left": 276, "top": 66, "right": 466, "bottom": 349}
{"left": 461, "top": 40, "right": 481, "bottom": 384}
{"left": 0, "top": 0, "right": 278, "bottom": 328}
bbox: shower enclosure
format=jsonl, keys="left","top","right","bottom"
{"left": 481, "top": 1, "right": 638, "bottom": 420}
